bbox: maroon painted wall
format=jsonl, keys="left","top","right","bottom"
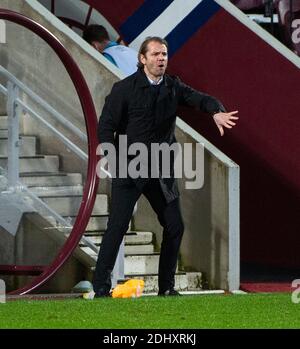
{"left": 84, "top": 1, "right": 300, "bottom": 268}
{"left": 83, "top": 0, "right": 143, "bottom": 30}
{"left": 168, "top": 10, "right": 300, "bottom": 268}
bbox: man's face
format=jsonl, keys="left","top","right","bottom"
{"left": 92, "top": 41, "right": 105, "bottom": 53}
{"left": 141, "top": 41, "right": 168, "bottom": 79}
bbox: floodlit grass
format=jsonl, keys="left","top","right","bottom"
{"left": 0, "top": 293, "right": 299, "bottom": 329}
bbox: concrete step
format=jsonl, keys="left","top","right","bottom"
{"left": 0, "top": 129, "right": 8, "bottom": 138}
{"left": 46, "top": 215, "right": 109, "bottom": 232}
{"left": 20, "top": 172, "right": 83, "bottom": 187}
{"left": 0, "top": 155, "right": 59, "bottom": 173}
{"left": 0, "top": 116, "right": 8, "bottom": 129}
{"left": 88, "top": 253, "right": 160, "bottom": 275}
{"left": 128, "top": 272, "right": 203, "bottom": 293}
{"left": 79, "top": 273, "right": 203, "bottom": 294}
{"left": 41, "top": 194, "right": 108, "bottom": 216}
{"left": 79, "top": 216, "right": 109, "bottom": 231}
{"left": 125, "top": 253, "right": 160, "bottom": 275}
{"left": 82, "top": 231, "right": 153, "bottom": 245}
{"left": 30, "top": 185, "right": 83, "bottom": 197}
{"left": 81, "top": 244, "right": 154, "bottom": 256}
{"left": 124, "top": 231, "right": 153, "bottom": 245}
{"left": 0, "top": 136, "right": 36, "bottom": 156}
{"left": 87, "top": 216, "right": 110, "bottom": 231}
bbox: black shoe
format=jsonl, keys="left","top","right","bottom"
{"left": 94, "top": 288, "right": 111, "bottom": 298}
{"left": 158, "top": 289, "right": 182, "bottom": 296}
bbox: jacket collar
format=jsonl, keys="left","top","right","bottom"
{"left": 135, "top": 68, "right": 174, "bottom": 89}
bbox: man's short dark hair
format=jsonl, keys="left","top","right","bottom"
{"left": 82, "top": 25, "right": 110, "bottom": 44}
{"left": 137, "top": 37, "right": 168, "bottom": 69}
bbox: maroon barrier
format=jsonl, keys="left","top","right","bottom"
{"left": 0, "top": 9, "right": 99, "bottom": 295}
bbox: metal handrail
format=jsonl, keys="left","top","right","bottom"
{"left": 0, "top": 66, "right": 112, "bottom": 175}
{"left": 0, "top": 9, "right": 99, "bottom": 295}
{"left": 0, "top": 65, "right": 87, "bottom": 142}
{"left": 0, "top": 72, "right": 122, "bottom": 284}
{"left": 17, "top": 98, "right": 88, "bottom": 161}
{"left": 0, "top": 73, "right": 99, "bottom": 254}
{"left": 0, "top": 70, "right": 124, "bottom": 288}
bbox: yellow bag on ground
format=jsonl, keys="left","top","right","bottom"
{"left": 112, "top": 279, "right": 144, "bottom": 298}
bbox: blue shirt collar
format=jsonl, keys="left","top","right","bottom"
{"left": 104, "top": 41, "right": 119, "bottom": 50}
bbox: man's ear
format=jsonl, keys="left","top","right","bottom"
{"left": 91, "top": 41, "right": 98, "bottom": 50}
{"left": 140, "top": 54, "right": 146, "bottom": 65}
{"left": 92, "top": 41, "right": 104, "bottom": 53}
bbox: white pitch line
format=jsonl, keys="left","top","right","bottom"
{"left": 142, "top": 290, "right": 226, "bottom": 296}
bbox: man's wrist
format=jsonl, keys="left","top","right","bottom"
{"left": 212, "top": 110, "right": 221, "bottom": 117}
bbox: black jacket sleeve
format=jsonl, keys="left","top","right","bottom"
{"left": 176, "top": 77, "right": 226, "bottom": 114}
{"left": 98, "top": 82, "right": 127, "bottom": 145}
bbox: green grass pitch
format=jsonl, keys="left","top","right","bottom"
{"left": 0, "top": 293, "right": 299, "bottom": 329}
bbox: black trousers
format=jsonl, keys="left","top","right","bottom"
{"left": 93, "top": 178, "right": 184, "bottom": 293}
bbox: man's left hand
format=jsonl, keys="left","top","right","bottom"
{"left": 213, "top": 111, "right": 239, "bottom": 136}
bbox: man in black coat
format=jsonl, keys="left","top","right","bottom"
{"left": 93, "top": 37, "right": 238, "bottom": 297}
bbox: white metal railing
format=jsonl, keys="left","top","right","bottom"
{"left": 0, "top": 66, "right": 87, "bottom": 142}
{"left": 0, "top": 65, "right": 124, "bottom": 286}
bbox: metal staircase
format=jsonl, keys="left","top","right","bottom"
{"left": 0, "top": 106, "right": 203, "bottom": 293}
